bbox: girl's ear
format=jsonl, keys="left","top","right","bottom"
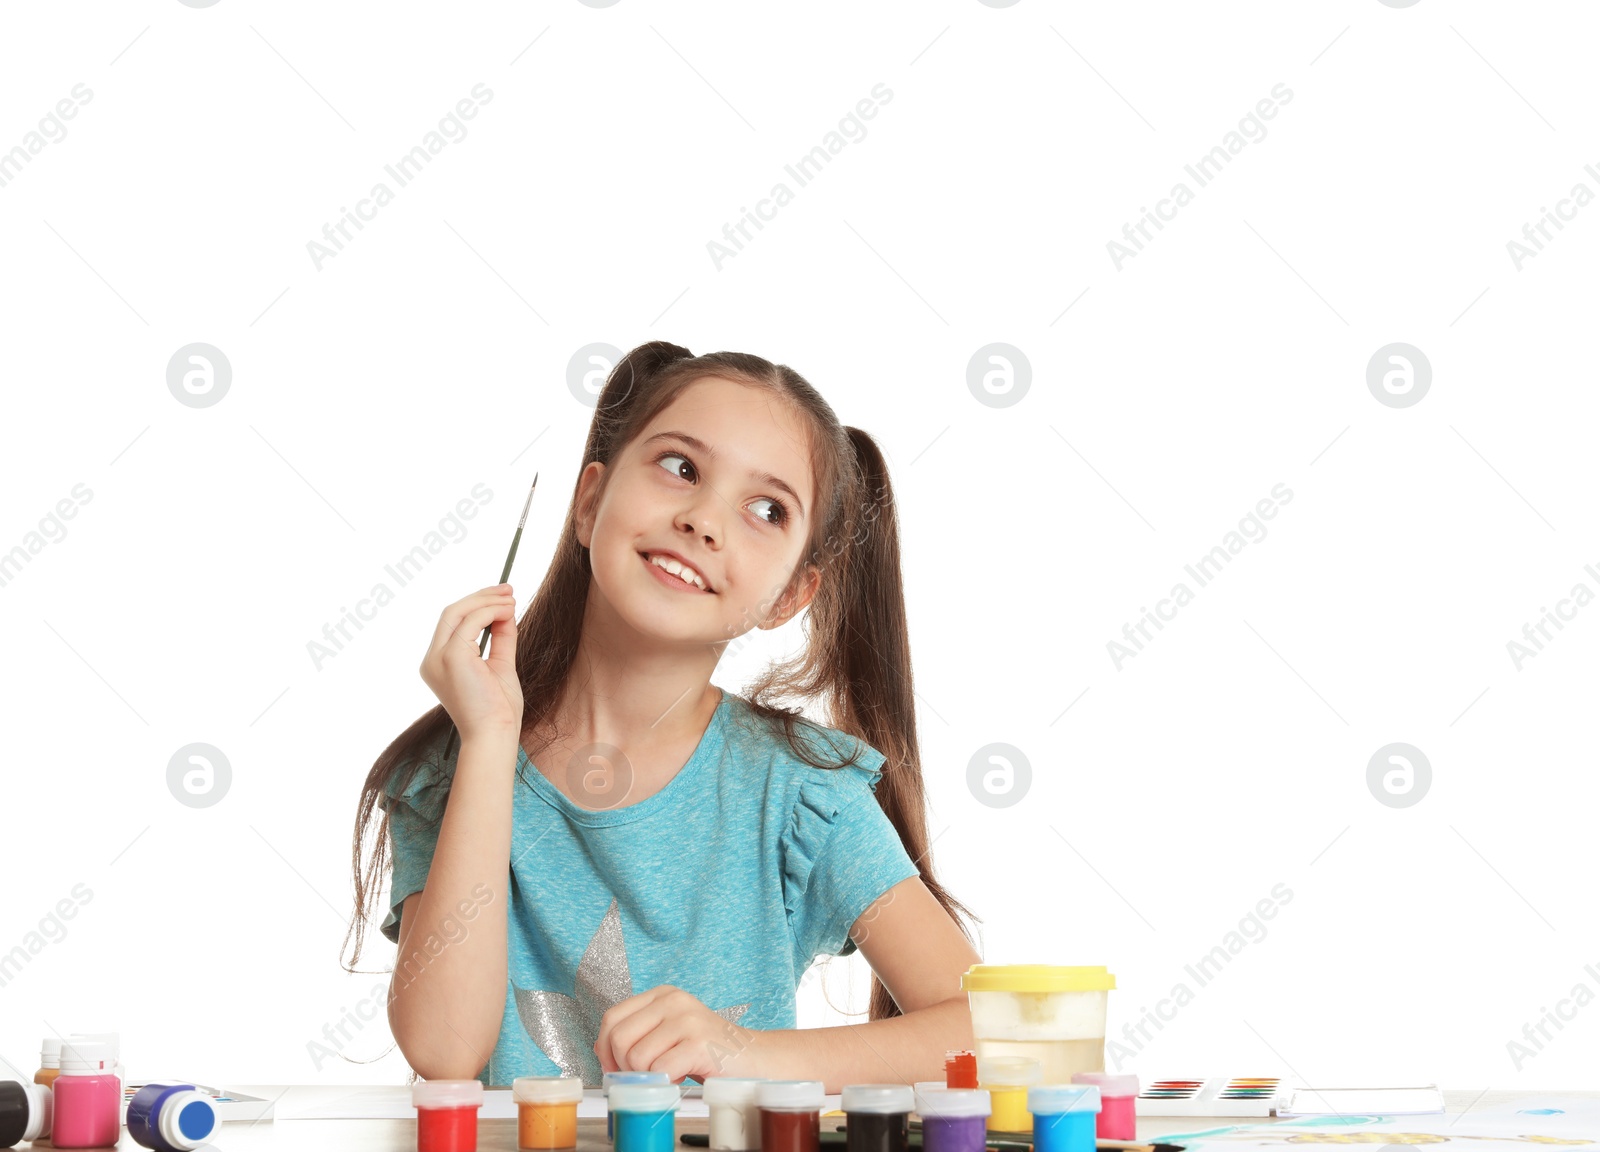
{"left": 762, "top": 562, "right": 822, "bottom": 631}
{"left": 574, "top": 461, "right": 606, "bottom": 548}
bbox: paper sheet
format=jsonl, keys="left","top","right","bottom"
{"left": 1160, "top": 1095, "right": 1600, "bottom": 1150}
{"left": 1278, "top": 1087, "right": 1445, "bottom": 1116}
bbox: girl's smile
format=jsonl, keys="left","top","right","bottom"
{"left": 639, "top": 549, "right": 715, "bottom": 594}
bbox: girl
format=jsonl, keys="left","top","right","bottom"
{"left": 344, "top": 341, "right": 980, "bottom": 1092}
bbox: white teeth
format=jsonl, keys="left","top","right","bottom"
{"left": 648, "top": 553, "right": 706, "bottom": 590}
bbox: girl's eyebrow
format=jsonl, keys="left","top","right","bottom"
{"left": 643, "top": 430, "right": 807, "bottom": 521}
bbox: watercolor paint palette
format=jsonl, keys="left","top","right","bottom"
{"left": 1135, "top": 1076, "right": 1286, "bottom": 1117}
{"left": 120, "top": 1082, "right": 275, "bottom": 1123}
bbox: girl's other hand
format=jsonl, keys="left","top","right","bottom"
{"left": 419, "top": 585, "right": 524, "bottom": 744}
{"left": 594, "top": 985, "right": 762, "bottom": 1082}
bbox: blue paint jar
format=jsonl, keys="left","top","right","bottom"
{"left": 911, "top": 1087, "right": 990, "bottom": 1152}
{"left": 609, "top": 1083, "right": 681, "bottom": 1152}
{"left": 1028, "top": 1084, "right": 1101, "bottom": 1152}
{"left": 126, "top": 1082, "right": 218, "bottom": 1152}
{"left": 603, "top": 1071, "right": 670, "bottom": 1141}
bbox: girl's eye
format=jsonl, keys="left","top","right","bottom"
{"left": 749, "top": 497, "right": 789, "bottom": 527}
{"left": 652, "top": 451, "right": 789, "bottom": 527}
{"left": 655, "top": 452, "right": 694, "bottom": 482}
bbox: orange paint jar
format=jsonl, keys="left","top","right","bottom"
{"left": 512, "top": 1076, "right": 583, "bottom": 1150}
{"left": 35, "top": 1037, "right": 62, "bottom": 1088}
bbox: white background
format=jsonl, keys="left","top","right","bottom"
{"left": 2, "top": 0, "right": 1596, "bottom": 1092}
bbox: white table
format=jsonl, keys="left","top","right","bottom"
{"left": 85, "top": 1086, "right": 1596, "bottom": 1152}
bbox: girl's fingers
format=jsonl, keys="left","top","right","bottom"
{"left": 594, "top": 999, "right": 637, "bottom": 1072}
{"left": 482, "top": 601, "right": 520, "bottom": 671}
{"left": 428, "top": 592, "right": 514, "bottom": 656}
{"left": 444, "top": 602, "right": 511, "bottom": 654}
{"left": 417, "top": 588, "right": 522, "bottom": 740}
{"left": 596, "top": 993, "right": 671, "bottom": 1072}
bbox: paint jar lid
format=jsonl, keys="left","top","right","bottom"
{"left": 960, "top": 965, "right": 1116, "bottom": 993}
{"left": 700, "top": 1078, "right": 765, "bottom": 1107}
{"left": 1072, "top": 1072, "right": 1138, "bottom": 1096}
{"left": 40, "top": 1037, "right": 61, "bottom": 1066}
{"left": 602, "top": 1070, "right": 670, "bottom": 1094}
{"left": 912, "top": 1081, "right": 946, "bottom": 1097}
{"left": 58, "top": 1039, "right": 115, "bottom": 1074}
{"left": 513, "top": 1076, "right": 583, "bottom": 1105}
{"left": 756, "top": 1080, "right": 825, "bottom": 1110}
{"left": 154, "top": 1088, "right": 218, "bottom": 1150}
{"left": 912, "top": 1087, "right": 991, "bottom": 1119}
{"left": 842, "top": 1085, "right": 914, "bottom": 1114}
{"left": 0, "top": 1080, "right": 53, "bottom": 1144}
{"left": 976, "top": 1056, "right": 1042, "bottom": 1088}
{"left": 412, "top": 1079, "right": 485, "bottom": 1109}
{"left": 608, "top": 1084, "right": 681, "bottom": 1113}
{"left": 70, "top": 1032, "right": 120, "bottom": 1058}
{"left": 1029, "top": 1084, "right": 1101, "bottom": 1115}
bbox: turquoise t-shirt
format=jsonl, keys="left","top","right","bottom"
{"left": 378, "top": 686, "right": 920, "bottom": 1088}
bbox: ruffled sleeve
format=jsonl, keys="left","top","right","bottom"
{"left": 376, "top": 738, "right": 459, "bottom": 945}
{"left": 779, "top": 731, "right": 921, "bottom": 966}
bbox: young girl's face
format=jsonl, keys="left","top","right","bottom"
{"left": 577, "top": 375, "right": 822, "bottom": 646}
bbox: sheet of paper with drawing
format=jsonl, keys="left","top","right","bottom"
{"left": 1159, "top": 1096, "right": 1600, "bottom": 1152}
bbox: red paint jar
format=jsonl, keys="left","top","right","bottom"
{"left": 412, "top": 1079, "right": 484, "bottom": 1152}
{"left": 756, "top": 1080, "right": 824, "bottom": 1152}
{"left": 943, "top": 1051, "right": 977, "bottom": 1090}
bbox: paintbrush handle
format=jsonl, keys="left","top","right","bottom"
{"left": 677, "top": 1135, "right": 1033, "bottom": 1151}
{"left": 907, "top": 1122, "right": 1163, "bottom": 1152}
{"left": 682, "top": 1122, "right": 1167, "bottom": 1152}
{"left": 910, "top": 1120, "right": 1036, "bottom": 1140}
{"left": 672, "top": 1126, "right": 1024, "bottom": 1145}
{"left": 478, "top": 472, "right": 538, "bottom": 655}
{"left": 478, "top": 525, "right": 524, "bottom": 656}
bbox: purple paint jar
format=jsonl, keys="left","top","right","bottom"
{"left": 911, "top": 1087, "right": 990, "bottom": 1152}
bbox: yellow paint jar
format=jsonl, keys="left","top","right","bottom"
{"left": 513, "top": 1075, "right": 583, "bottom": 1150}
{"left": 977, "top": 1055, "right": 1041, "bottom": 1133}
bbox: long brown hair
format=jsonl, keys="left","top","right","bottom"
{"left": 343, "top": 340, "right": 977, "bottom": 1023}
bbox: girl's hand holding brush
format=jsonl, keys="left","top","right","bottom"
{"left": 420, "top": 584, "right": 524, "bottom": 746}
{"left": 416, "top": 472, "right": 536, "bottom": 762}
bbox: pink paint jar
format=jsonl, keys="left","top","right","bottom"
{"left": 1071, "top": 1073, "right": 1138, "bottom": 1141}
{"left": 52, "top": 1038, "right": 121, "bottom": 1148}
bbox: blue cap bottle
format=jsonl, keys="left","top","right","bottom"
{"left": 126, "top": 1082, "right": 218, "bottom": 1152}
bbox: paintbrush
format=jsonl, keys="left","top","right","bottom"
{"left": 908, "top": 1122, "right": 1177, "bottom": 1152}
{"left": 478, "top": 471, "right": 538, "bottom": 655}
{"left": 677, "top": 1134, "right": 1031, "bottom": 1151}
{"left": 679, "top": 1132, "right": 1177, "bottom": 1152}
{"left": 435, "top": 469, "right": 541, "bottom": 772}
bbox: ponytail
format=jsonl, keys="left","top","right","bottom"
{"left": 836, "top": 428, "right": 977, "bottom": 1021}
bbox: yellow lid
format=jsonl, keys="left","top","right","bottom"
{"left": 960, "top": 964, "right": 1116, "bottom": 992}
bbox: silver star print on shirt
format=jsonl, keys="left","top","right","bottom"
{"left": 512, "top": 897, "right": 750, "bottom": 1086}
